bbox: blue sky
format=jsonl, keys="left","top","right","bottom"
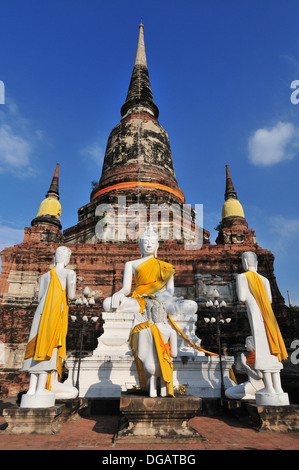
{"left": 0, "top": 0, "right": 298, "bottom": 305}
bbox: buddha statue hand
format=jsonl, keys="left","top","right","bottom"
{"left": 111, "top": 291, "right": 127, "bottom": 310}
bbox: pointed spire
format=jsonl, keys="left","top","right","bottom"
{"left": 31, "top": 163, "right": 62, "bottom": 229}
{"left": 225, "top": 164, "right": 237, "bottom": 200}
{"left": 221, "top": 164, "right": 245, "bottom": 220}
{"left": 46, "top": 163, "right": 60, "bottom": 200}
{"left": 287, "top": 290, "right": 293, "bottom": 307}
{"left": 134, "top": 21, "right": 147, "bottom": 67}
{"left": 217, "top": 165, "right": 255, "bottom": 244}
{"left": 120, "top": 22, "right": 159, "bottom": 119}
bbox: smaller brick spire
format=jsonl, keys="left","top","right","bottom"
{"left": 46, "top": 163, "right": 60, "bottom": 200}
{"left": 225, "top": 164, "right": 237, "bottom": 201}
{"left": 216, "top": 164, "right": 257, "bottom": 246}
{"left": 31, "top": 163, "right": 62, "bottom": 229}
{"left": 222, "top": 165, "right": 245, "bottom": 220}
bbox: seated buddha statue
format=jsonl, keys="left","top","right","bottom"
{"left": 102, "top": 224, "right": 198, "bottom": 317}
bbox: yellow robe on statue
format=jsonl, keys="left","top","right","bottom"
{"left": 129, "top": 320, "right": 174, "bottom": 396}
{"left": 245, "top": 270, "right": 288, "bottom": 362}
{"left": 150, "top": 323, "right": 174, "bottom": 396}
{"left": 128, "top": 256, "right": 226, "bottom": 391}
{"left": 131, "top": 257, "right": 175, "bottom": 313}
{"left": 24, "top": 268, "right": 69, "bottom": 380}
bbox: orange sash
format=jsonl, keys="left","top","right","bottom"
{"left": 150, "top": 323, "right": 174, "bottom": 396}
{"left": 132, "top": 257, "right": 175, "bottom": 312}
{"left": 245, "top": 270, "right": 288, "bottom": 362}
{"left": 246, "top": 351, "right": 255, "bottom": 367}
{"left": 129, "top": 321, "right": 174, "bottom": 396}
{"left": 129, "top": 321, "right": 152, "bottom": 389}
{"left": 24, "top": 269, "right": 69, "bottom": 382}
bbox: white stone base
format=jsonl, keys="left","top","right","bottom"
{"left": 256, "top": 391, "right": 290, "bottom": 407}
{"left": 93, "top": 311, "right": 205, "bottom": 358}
{"left": 20, "top": 391, "right": 56, "bottom": 409}
{"left": 65, "top": 310, "right": 235, "bottom": 398}
{"left": 65, "top": 352, "right": 235, "bottom": 398}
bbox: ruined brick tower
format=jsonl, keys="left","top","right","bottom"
{"left": 63, "top": 22, "right": 206, "bottom": 244}
{"left": 0, "top": 23, "right": 296, "bottom": 397}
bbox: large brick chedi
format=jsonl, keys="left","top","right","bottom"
{"left": 0, "top": 23, "right": 296, "bottom": 397}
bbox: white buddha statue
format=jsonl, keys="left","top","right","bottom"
{"left": 236, "top": 251, "right": 289, "bottom": 406}
{"left": 102, "top": 224, "right": 198, "bottom": 318}
{"left": 136, "top": 299, "right": 177, "bottom": 397}
{"left": 225, "top": 336, "right": 264, "bottom": 400}
{"left": 21, "top": 246, "right": 78, "bottom": 408}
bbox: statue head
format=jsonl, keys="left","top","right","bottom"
{"left": 151, "top": 302, "right": 167, "bottom": 324}
{"left": 241, "top": 251, "right": 258, "bottom": 272}
{"left": 139, "top": 224, "right": 159, "bottom": 257}
{"left": 145, "top": 299, "right": 167, "bottom": 324}
{"left": 54, "top": 246, "right": 71, "bottom": 267}
{"left": 245, "top": 336, "right": 255, "bottom": 352}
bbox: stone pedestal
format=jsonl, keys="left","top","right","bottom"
{"left": 247, "top": 403, "right": 299, "bottom": 432}
{"left": 20, "top": 391, "right": 55, "bottom": 409}
{"left": 2, "top": 404, "right": 65, "bottom": 434}
{"left": 65, "top": 352, "right": 234, "bottom": 399}
{"left": 65, "top": 311, "right": 235, "bottom": 398}
{"left": 255, "top": 391, "right": 290, "bottom": 407}
{"left": 115, "top": 392, "right": 205, "bottom": 442}
{"left": 94, "top": 311, "right": 204, "bottom": 357}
